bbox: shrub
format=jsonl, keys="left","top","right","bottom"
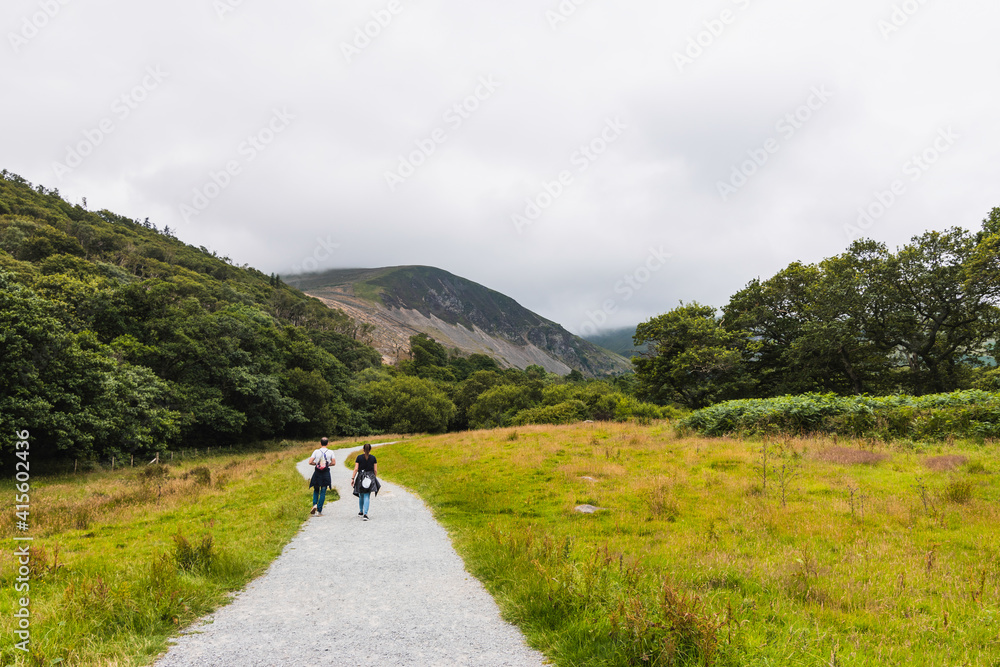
{"left": 613, "top": 395, "right": 663, "bottom": 424}
{"left": 510, "top": 400, "right": 589, "bottom": 426}
{"left": 173, "top": 532, "right": 214, "bottom": 573}
{"left": 188, "top": 466, "right": 212, "bottom": 486}
{"left": 943, "top": 479, "right": 974, "bottom": 504}
{"left": 137, "top": 463, "right": 170, "bottom": 482}
{"left": 680, "top": 390, "right": 1000, "bottom": 441}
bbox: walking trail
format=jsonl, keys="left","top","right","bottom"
{"left": 154, "top": 442, "right": 548, "bottom": 666}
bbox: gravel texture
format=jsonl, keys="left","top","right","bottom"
{"left": 153, "top": 442, "right": 548, "bottom": 666}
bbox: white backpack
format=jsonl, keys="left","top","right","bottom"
{"left": 315, "top": 450, "right": 331, "bottom": 469}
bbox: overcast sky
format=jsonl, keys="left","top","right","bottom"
{"left": 3, "top": 0, "right": 999, "bottom": 335}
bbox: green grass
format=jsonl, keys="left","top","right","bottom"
{"left": 0, "top": 441, "right": 332, "bottom": 667}
{"left": 380, "top": 423, "right": 1000, "bottom": 666}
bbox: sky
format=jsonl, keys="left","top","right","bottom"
{"left": 3, "top": 0, "right": 999, "bottom": 337}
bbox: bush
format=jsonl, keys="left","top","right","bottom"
{"left": 510, "top": 400, "right": 589, "bottom": 426}
{"left": 680, "top": 390, "right": 1000, "bottom": 441}
{"left": 173, "top": 532, "right": 214, "bottom": 573}
{"left": 188, "top": 466, "right": 212, "bottom": 486}
{"left": 943, "top": 479, "right": 974, "bottom": 504}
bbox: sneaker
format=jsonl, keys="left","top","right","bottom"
{"left": 363, "top": 514, "right": 369, "bottom": 521}
{"left": 316, "top": 511, "right": 323, "bottom": 516}
{"left": 310, "top": 506, "right": 317, "bottom": 515}
{"left": 358, "top": 512, "right": 363, "bottom": 516}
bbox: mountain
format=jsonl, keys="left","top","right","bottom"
{"left": 581, "top": 326, "right": 648, "bottom": 359}
{"left": 289, "top": 266, "right": 632, "bottom": 377}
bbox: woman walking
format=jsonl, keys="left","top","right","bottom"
{"left": 308, "top": 437, "right": 335, "bottom": 517}
{"left": 351, "top": 443, "right": 380, "bottom": 521}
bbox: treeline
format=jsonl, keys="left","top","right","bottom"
{"left": 632, "top": 208, "right": 1000, "bottom": 409}
{"left": 353, "top": 333, "right": 674, "bottom": 434}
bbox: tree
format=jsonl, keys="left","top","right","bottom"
{"left": 724, "top": 259, "right": 893, "bottom": 396}
{"left": 359, "top": 376, "right": 456, "bottom": 433}
{"left": 467, "top": 384, "right": 539, "bottom": 429}
{"left": 632, "top": 303, "right": 754, "bottom": 409}
{"left": 884, "top": 228, "right": 998, "bottom": 392}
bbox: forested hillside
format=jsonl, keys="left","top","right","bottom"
{"left": 0, "top": 171, "right": 381, "bottom": 463}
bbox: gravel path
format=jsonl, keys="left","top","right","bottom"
{"left": 153, "top": 442, "right": 548, "bottom": 666}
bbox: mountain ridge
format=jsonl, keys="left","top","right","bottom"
{"left": 291, "top": 265, "right": 632, "bottom": 377}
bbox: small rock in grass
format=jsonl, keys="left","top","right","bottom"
{"left": 575, "top": 504, "right": 604, "bottom": 514}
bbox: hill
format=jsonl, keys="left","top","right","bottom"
{"left": 580, "top": 325, "right": 647, "bottom": 358}
{"left": 0, "top": 170, "right": 382, "bottom": 462}
{"left": 290, "top": 266, "right": 632, "bottom": 377}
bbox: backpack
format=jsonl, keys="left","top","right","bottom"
{"left": 315, "top": 450, "right": 331, "bottom": 469}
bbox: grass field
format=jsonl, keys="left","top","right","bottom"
{"left": 379, "top": 422, "right": 1000, "bottom": 666}
{"left": 0, "top": 441, "right": 328, "bottom": 667}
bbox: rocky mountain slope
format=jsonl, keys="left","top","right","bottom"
{"left": 290, "top": 266, "right": 631, "bottom": 377}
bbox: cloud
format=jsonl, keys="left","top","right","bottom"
{"left": 2, "top": 0, "right": 999, "bottom": 333}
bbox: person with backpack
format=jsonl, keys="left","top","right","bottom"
{"left": 308, "top": 437, "right": 335, "bottom": 516}
{"left": 351, "top": 443, "right": 380, "bottom": 521}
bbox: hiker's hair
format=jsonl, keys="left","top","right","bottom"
{"left": 320, "top": 437, "right": 329, "bottom": 447}
{"left": 363, "top": 443, "right": 371, "bottom": 459}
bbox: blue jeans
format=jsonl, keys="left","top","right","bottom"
{"left": 312, "top": 487, "right": 327, "bottom": 513}
{"left": 358, "top": 493, "right": 371, "bottom": 515}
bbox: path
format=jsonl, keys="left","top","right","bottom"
{"left": 154, "top": 442, "right": 548, "bottom": 666}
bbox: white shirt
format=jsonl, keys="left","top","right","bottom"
{"left": 310, "top": 448, "right": 335, "bottom": 468}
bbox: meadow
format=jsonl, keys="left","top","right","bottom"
{"left": 0, "top": 442, "right": 327, "bottom": 667}
{"left": 380, "top": 422, "right": 1000, "bottom": 666}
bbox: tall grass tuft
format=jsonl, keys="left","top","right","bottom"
{"left": 173, "top": 532, "right": 214, "bottom": 573}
